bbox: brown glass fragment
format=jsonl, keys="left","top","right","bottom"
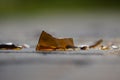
{"left": 36, "top": 31, "right": 75, "bottom": 51}
{"left": 89, "top": 39, "right": 103, "bottom": 48}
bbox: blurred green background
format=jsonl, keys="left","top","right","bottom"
{"left": 0, "top": 0, "right": 120, "bottom": 17}
{"left": 0, "top": 0, "right": 120, "bottom": 45}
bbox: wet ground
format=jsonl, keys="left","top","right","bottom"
{"left": 0, "top": 49, "right": 120, "bottom": 80}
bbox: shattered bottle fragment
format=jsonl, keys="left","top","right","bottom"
{"left": 36, "top": 31, "right": 75, "bottom": 51}
{"left": 0, "top": 42, "right": 30, "bottom": 50}
{"left": 89, "top": 39, "right": 103, "bottom": 48}
{"left": 0, "top": 43, "right": 22, "bottom": 50}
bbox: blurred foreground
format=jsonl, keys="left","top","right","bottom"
{"left": 0, "top": 51, "right": 120, "bottom": 80}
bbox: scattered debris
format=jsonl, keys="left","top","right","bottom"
{"left": 35, "top": 31, "right": 120, "bottom": 51}
{"left": 1, "top": 31, "right": 119, "bottom": 52}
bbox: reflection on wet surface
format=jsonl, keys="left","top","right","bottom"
{"left": 0, "top": 50, "right": 120, "bottom": 80}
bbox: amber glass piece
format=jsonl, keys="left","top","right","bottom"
{"left": 89, "top": 39, "right": 103, "bottom": 48}
{"left": 36, "top": 31, "right": 74, "bottom": 51}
